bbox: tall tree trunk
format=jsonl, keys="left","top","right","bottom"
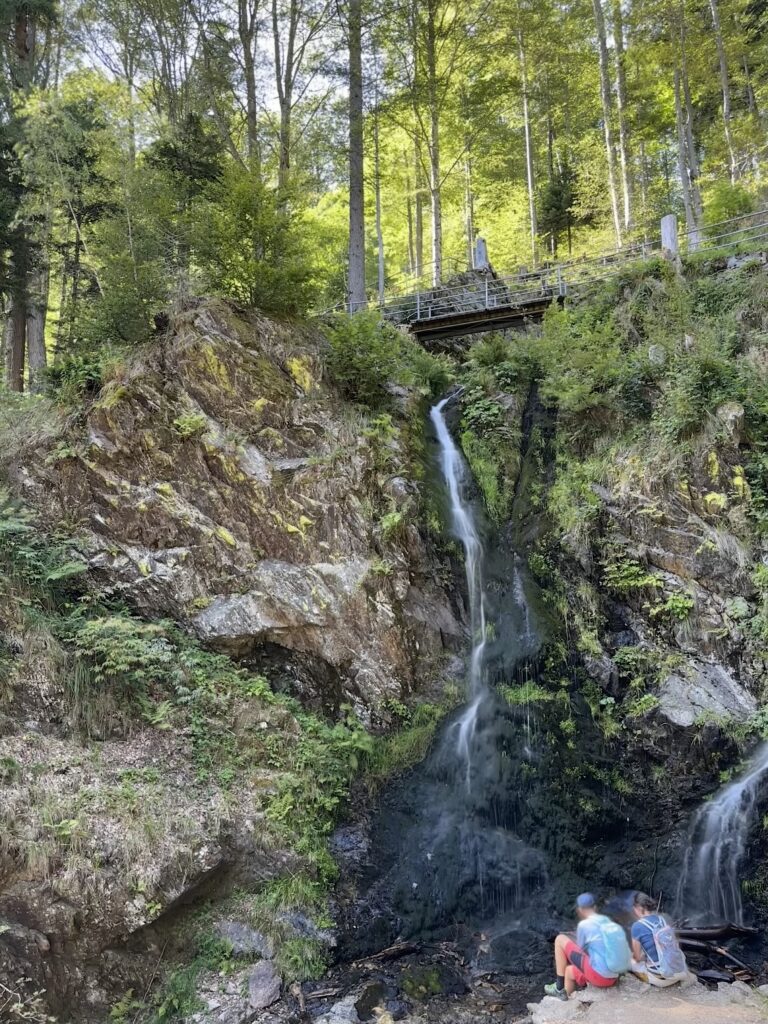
{"left": 678, "top": 8, "right": 703, "bottom": 230}
{"left": 6, "top": 298, "right": 25, "bottom": 392}
{"left": 374, "top": 102, "right": 385, "bottom": 304}
{"left": 405, "top": 158, "right": 415, "bottom": 275}
{"left": 26, "top": 263, "right": 48, "bottom": 391}
{"left": 709, "top": 0, "right": 737, "bottom": 181}
{"left": 592, "top": 0, "right": 623, "bottom": 247}
{"left": 464, "top": 154, "right": 475, "bottom": 268}
{"left": 518, "top": 28, "right": 537, "bottom": 266}
{"left": 612, "top": 0, "right": 633, "bottom": 230}
{"left": 347, "top": 0, "right": 366, "bottom": 312}
{"left": 272, "top": 0, "right": 297, "bottom": 197}
{"left": 414, "top": 140, "right": 424, "bottom": 280}
{"left": 278, "top": 102, "right": 292, "bottom": 194}
{"left": 743, "top": 56, "right": 758, "bottom": 116}
{"left": 239, "top": 0, "right": 261, "bottom": 173}
{"left": 426, "top": 0, "right": 442, "bottom": 286}
{"left": 674, "top": 67, "right": 698, "bottom": 248}
{"left": 639, "top": 138, "right": 649, "bottom": 242}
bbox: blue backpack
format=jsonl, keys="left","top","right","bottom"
{"left": 595, "top": 914, "right": 632, "bottom": 974}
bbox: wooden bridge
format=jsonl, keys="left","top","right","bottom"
{"left": 338, "top": 208, "right": 768, "bottom": 345}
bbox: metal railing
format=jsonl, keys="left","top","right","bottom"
{"left": 322, "top": 206, "right": 768, "bottom": 327}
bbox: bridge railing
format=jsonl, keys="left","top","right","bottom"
{"left": 682, "top": 208, "right": 768, "bottom": 256}
{"left": 324, "top": 207, "right": 768, "bottom": 323}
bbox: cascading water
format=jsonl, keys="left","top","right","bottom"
{"left": 676, "top": 742, "right": 768, "bottom": 924}
{"left": 344, "top": 394, "right": 552, "bottom": 948}
{"left": 430, "top": 398, "right": 489, "bottom": 787}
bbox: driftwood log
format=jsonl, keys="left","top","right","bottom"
{"left": 676, "top": 924, "right": 759, "bottom": 941}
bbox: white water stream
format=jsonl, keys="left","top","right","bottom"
{"left": 430, "top": 398, "right": 491, "bottom": 789}
{"left": 676, "top": 741, "right": 768, "bottom": 923}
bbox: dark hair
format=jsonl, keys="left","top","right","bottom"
{"left": 633, "top": 891, "right": 658, "bottom": 912}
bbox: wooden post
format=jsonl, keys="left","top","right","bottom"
{"left": 661, "top": 213, "right": 679, "bottom": 258}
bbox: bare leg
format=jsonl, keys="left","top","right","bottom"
{"left": 554, "top": 933, "right": 571, "bottom": 975}
{"left": 564, "top": 965, "right": 580, "bottom": 995}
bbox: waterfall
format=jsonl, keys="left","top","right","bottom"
{"left": 430, "top": 398, "right": 490, "bottom": 788}
{"left": 430, "top": 397, "right": 488, "bottom": 696}
{"left": 676, "top": 741, "right": 768, "bottom": 924}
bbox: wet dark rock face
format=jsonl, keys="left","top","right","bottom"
{"left": 331, "top": 387, "right": 768, "bottom": 1015}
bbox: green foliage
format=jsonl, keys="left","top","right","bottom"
{"left": 150, "top": 965, "right": 201, "bottom": 1021}
{"left": 275, "top": 938, "right": 329, "bottom": 983}
{"left": 173, "top": 412, "right": 208, "bottom": 438}
{"left": 363, "top": 700, "right": 456, "bottom": 794}
{"left": 265, "top": 708, "right": 373, "bottom": 878}
{"left": 603, "top": 557, "right": 662, "bottom": 594}
{"left": 196, "top": 166, "right": 316, "bottom": 316}
{"left": 457, "top": 334, "right": 529, "bottom": 523}
{"left": 326, "top": 312, "right": 406, "bottom": 407}
{"left": 624, "top": 692, "right": 661, "bottom": 718}
{"left": 499, "top": 681, "right": 556, "bottom": 705}
{"left": 0, "top": 487, "right": 86, "bottom": 607}
{"left": 326, "top": 311, "right": 453, "bottom": 409}
{"left": 70, "top": 616, "right": 176, "bottom": 700}
{"left": 649, "top": 592, "right": 696, "bottom": 621}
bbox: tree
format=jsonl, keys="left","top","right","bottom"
{"left": 346, "top": 0, "right": 365, "bottom": 311}
{"left": 592, "top": 0, "right": 623, "bottom": 247}
{"left": 0, "top": 0, "right": 57, "bottom": 391}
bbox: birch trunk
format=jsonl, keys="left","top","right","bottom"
{"left": 347, "top": 0, "right": 366, "bottom": 312}
{"left": 708, "top": 0, "right": 737, "bottom": 181}
{"left": 612, "top": 0, "right": 633, "bottom": 230}
{"left": 518, "top": 28, "right": 537, "bottom": 266}
{"left": 374, "top": 104, "right": 385, "bottom": 305}
{"left": 426, "top": 0, "right": 442, "bottom": 286}
{"left": 592, "top": 0, "right": 623, "bottom": 247}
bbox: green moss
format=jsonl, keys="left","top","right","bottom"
{"left": 401, "top": 967, "right": 443, "bottom": 999}
{"left": 287, "top": 356, "right": 314, "bottom": 393}
{"left": 214, "top": 525, "right": 237, "bottom": 547}
{"left": 196, "top": 345, "right": 233, "bottom": 393}
{"left": 362, "top": 696, "right": 459, "bottom": 795}
{"left": 499, "top": 682, "right": 555, "bottom": 705}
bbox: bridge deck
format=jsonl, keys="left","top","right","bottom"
{"left": 409, "top": 294, "right": 556, "bottom": 343}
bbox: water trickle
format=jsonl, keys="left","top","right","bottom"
{"left": 431, "top": 398, "right": 491, "bottom": 789}
{"left": 676, "top": 741, "right": 768, "bottom": 924}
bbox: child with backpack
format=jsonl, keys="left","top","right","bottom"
{"left": 630, "top": 891, "right": 688, "bottom": 987}
{"left": 544, "top": 893, "right": 632, "bottom": 1000}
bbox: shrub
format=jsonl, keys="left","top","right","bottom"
{"left": 326, "top": 311, "right": 404, "bottom": 407}
{"left": 173, "top": 412, "right": 208, "bottom": 438}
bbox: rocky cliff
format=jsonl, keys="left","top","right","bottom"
{"left": 0, "top": 300, "right": 462, "bottom": 1021}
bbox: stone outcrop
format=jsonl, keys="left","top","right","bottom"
{"left": 13, "top": 299, "right": 462, "bottom": 719}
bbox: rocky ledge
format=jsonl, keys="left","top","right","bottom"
{"left": 523, "top": 975, "right": 767, "bottom": 1024}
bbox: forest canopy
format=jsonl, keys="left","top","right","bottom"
{"left": 0, "top": 0, "right": 766, "bottom": 393}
